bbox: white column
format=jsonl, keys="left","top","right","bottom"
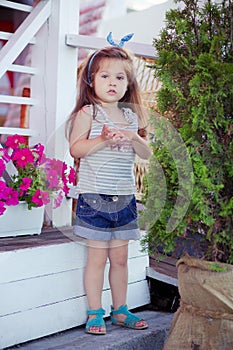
{"left": 30, "top": 0, "right": 79, "bottom": 227}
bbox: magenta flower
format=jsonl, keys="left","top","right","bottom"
{"left": 5, "top": 188, "right": 19, "bottom": 206}
{"left": 0, "top": 201, "right": 6, "bottom": 215}
{"left": 0, "top": 159, "right": 6, "bottom": 177}
{"left": 20, "top": 178, "right": 32, "bottom": 193}
{"left": 32, "top": 189, "right": 50, "bottom": 207}
{"left": 40, "top": 153, "right": 47, "bottom": 164}
{"left": 0, "top": 182, "right": 18, "bottom": 205}
{"left": 48, "top": 158, "right": 63, "bottom": 175}
{"left": 62, "top": 183, "right": 69, "bottom": 196}
{"left": 0, "top": 180, "right": 8, "bottom": 200}
{"left": 32, "top": 143, "right": 45, "bottom": 164}
{"left": 46, "top": 169, "right": 59, "bottom": 189}
{"left": 62, "top": 162, "right": 67, "bottom": 173}
{"left": 0, "top": 134, "right": 76, "bottom": 215}
{"left": 5, "top": 134, "right": 26, "bottom": 149}
{"left": 68, "top": 166, "right": 76, "bottom": 184}
{"left": 53, "top": 191, "right": 63, "bottom": 208}
{"left": 0, "top": 148, "right": 10, "bottom": 162}
{"left": 12, "top": 148, "right": 34, "bottom": 168}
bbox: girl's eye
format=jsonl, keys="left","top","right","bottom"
{"left": 117, "top": 76, "right": 125, "bottom": 80}
{"left": 101, "top": 74, "right": 108, "bottom": 78}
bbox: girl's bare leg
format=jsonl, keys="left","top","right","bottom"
{"left": 108, "top": 239, "right": 147, "bottom": 327}
{"left": 108, "top": 240, "right": 129, "bottom": 309}
{"left": 84, "top": 240, "right": 108, "bottom": 333}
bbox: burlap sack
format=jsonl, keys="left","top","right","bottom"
{"left": 163, "top": 255, "right": 233, "bottom": 350}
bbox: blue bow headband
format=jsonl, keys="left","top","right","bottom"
{"left": 106, "top": 32, "right": 134, "bottom": 47}
{"left": 87, "top": 32, "right": 134, "bottom": 85}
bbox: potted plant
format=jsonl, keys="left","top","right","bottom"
{"left": 140, "top": 0, "right": 233, "bottom": 349}
{"left": 0, "top": 134, "right": 76, "bottom": 237}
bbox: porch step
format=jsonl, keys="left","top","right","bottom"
{"left": 6, "top": 310, "right": 173, "bottom": 350}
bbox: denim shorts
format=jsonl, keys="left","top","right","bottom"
{"left": 73, "top": 193, "right": 141, "bottom": 241}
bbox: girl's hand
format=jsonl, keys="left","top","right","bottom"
{"left": 101, "top": 125, "right": 113, "bottom": 141}
{"left": 119, "top": 129, "right": 135, "bottom": 141}
{"left": 101, "top": 125, "right": 129, "bottom": 145}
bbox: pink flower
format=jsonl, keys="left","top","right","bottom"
{"left": 0, "top": 159, "right": 6, "bottom": 177}
{"left": 46, "top": 169, "right": 59, "bottom": 189}
{"left": 12, "top": 148, "right": 34, "bottom": 167}
{"left": 68, "top": 166, "right": 76, "bottom": 184}
{"left": 0, "top": 182, "right": 18, "bottom": 205}
{"left": 53, "top": 191, "right": 63, "bottom": 208}
{"left": 0, "top": 135, "right": 76, "bottom": 213}
{"left": 47, "top": 158, "right": 63, "bottom": 175}
{"left": 32, "top": 189, "right": 50, "bottom": 207}
{"left": 0, "top": 201, "right": 6, "bottom": 215}
{"left": 62, "top": 162, "right": 67, "bottom": 173}
{"left": 5, "top": 188, "right": 19, "bottom": 206}
{"left": 0, "top": 148, "right": 10, "bottom": 162}
{"left": 5, "top": 134, "right": 26, "bottom": 149}
{"left": 0, "top": 180, "right": 8, "bottom": 200}
{"left": 20, "top": 178, "right": 32, "bottom": 194}
{"left": 40, "top": 153, "right": 47, "bottom": 164}
{"left": 32, "top": 143, "right": 45, "bottom": 164}
{"left": 62, "top": 183, "right": 69, "bottom": 196}
{"left": 62, "top": 174, "right": 68, "bottom": 186}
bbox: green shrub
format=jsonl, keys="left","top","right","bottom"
{"left": 141, "top": 0, "right": 233, "bottom": 263}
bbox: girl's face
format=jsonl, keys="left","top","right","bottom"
{"left": 93, "top": 58, "right": 128, "bottom": 104}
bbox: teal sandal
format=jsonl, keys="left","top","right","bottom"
{"left": 110, "top": 304, "right": 148, "bottom": 330}
{"left": 85, "top": 308, "right": 106, "bottom": 335}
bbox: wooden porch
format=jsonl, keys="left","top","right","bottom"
{"left": 0, "top": 229, "right": 150, "bottom": 349}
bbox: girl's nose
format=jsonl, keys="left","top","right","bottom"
{"left": 109, "top": 77, "right": 116, "bottom": 86}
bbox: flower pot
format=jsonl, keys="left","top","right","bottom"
{"left": 0, "top": 202, "right": 44, "bottom": 238}
{"left": 163, "top": 255, "right": 233, "bottom": 350}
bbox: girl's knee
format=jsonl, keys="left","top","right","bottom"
{"left": 109, "top": 248, "right": 128, "bottom": 267}
{"left": 86, "top": 245, "right": 108, "bottom": 267}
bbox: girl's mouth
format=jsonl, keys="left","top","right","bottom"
{"left": 108, "top": 89, "right": 116, "bottom": 94}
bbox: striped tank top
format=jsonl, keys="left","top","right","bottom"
{"left": 77, "top": 105, "right": 138, "bottom": 195}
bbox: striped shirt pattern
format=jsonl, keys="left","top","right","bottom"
{"left": 77, "top": 105, "right": 138, "bottom": 195}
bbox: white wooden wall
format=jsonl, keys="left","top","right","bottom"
{"left": 0, "top": 238, "right": 150, "bottom": 349}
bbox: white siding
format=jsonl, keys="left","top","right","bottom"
{"left": 0, "top": 238, "right": 150, "bottom": 348}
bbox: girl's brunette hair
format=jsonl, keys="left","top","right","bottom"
{"left": 66, "top": 46, "right": 147, "bottom": 138}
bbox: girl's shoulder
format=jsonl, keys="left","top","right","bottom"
{"left": 75, "top": 105, "right": 94, "bottom": 121}
{"left": 81, "top": 104, "right": 93, "bottom": 116}
{"left": 122, "top": 107, "right": 138, "bottom": 124}
{"left": 75, "top": 105, "right": 93, "bottom": 126}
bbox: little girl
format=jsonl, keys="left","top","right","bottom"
{"left": 66, "top": 43, "right": 151, "bottom": 335}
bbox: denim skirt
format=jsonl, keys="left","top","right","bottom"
{"left": 73, "top": 193, "right": 141, "bottom": 241}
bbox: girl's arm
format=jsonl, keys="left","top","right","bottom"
{"left": 132, "top": 133, "right": 152, "bottom": 159}
{"left": 69, "top": 107, "right": 108, "bottom": 159}
{"left": 128, "top": 131, "right": 152, "bottom": 160}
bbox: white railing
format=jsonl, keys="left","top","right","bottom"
{"left": 66, "top": 33, "right": 155, "bottom": 59}
{"left": 0, "top": 0, "right": 32, "bottom": 12}
{"left": 0, "top": 31, "right": 36, "bottom": 44}
{"left": 0, "top": 0, "right": 51, "bottom": 137}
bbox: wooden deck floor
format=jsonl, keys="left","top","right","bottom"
{"left": 0, "top": 228, "right": 73, "bottom": 252}
{"left": 149, "top": 254, "right": 177, "bottom": 279}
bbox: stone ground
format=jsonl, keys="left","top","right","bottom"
{"left": 6, "top": 309, "right": 173, "bottom": 350}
